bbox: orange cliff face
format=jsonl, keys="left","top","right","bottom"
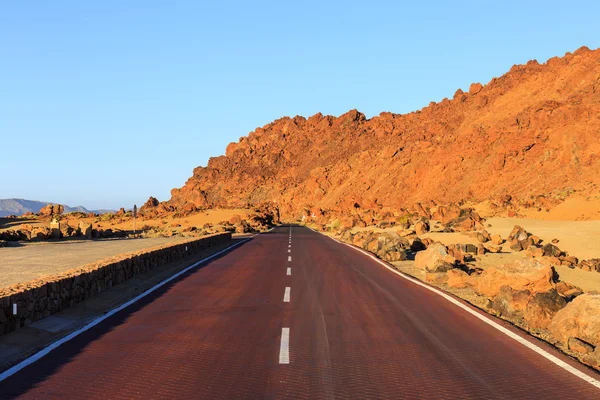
{"left": 168, "top": 46, "right": 600, "bottom": 220}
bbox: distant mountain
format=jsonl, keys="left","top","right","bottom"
{"left": 0, "top": 199, "right": 114, "bottom": 217}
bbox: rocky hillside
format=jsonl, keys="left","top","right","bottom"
{"left": 168, "top": 46, "right": 600, "bottom": 220}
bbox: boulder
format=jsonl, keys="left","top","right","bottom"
{"left": 446, "top": 269, "right": 470, "bottom": 288}
{"left": 490, "top": 234, "right": 504, "bottom": 245}
{"left": 549, "top": 294, "right": 600, "bottom": 347}
{"left": 415, "top": 221, "right": 429, "bottom": 235}
{"left": 542, "top": 243, "right": 563, "bottom": 258}
{"left": 475, "top": 258, "right": 555, "bottom": 298}
{"left": 380, "top": 247, "right": 408, "bottom": 262}
{"left": 555, "top": 281, "right": 583, "bottom": 301}
{"left": 476, "top": 230, "right": 491, "bottom": 243}
{"left": 486, "top": 245, "right": 502, "bottom": 253}
{"left": 490, "top": 286, "right": 531, "bottom": 319}
{"left": 507, "top": 225, "right": 529, "bottom": 242}
{"left": 410, "top": 237, "right": 427, "bottom": 252}
{"left": 31, "top": 226, "right": 51, "bottom": 240}
{"left": 477, "top": 244, "right": 486, "bottom": 256}
{"left": 78, "top": 222, "right": 93, "bottom": 239}
{"left": 524, "top": 289, "right": 567, "bottom": 330}
{"left": 469, "top": 82, "right": 483, "bottom": 94}
{"left": 415, "top": 243, "right": 448, "bottom": 270}
{"left": 426, "top": 260, "right": 454, "bottom": 273}
{"left": 525, "top": 246, "right": 544, "bottom": 258}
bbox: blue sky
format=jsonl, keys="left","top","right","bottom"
{"left": 1, "top": 1, "right": 599, "bottom": 210}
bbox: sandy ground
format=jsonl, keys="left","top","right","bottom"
{"left": 520, "top": 195, "right": 600, "bottom": 220}
{"left": 346, "top": 221, "right": 600, "bottom": 293}
{"left": 485, "top": 217, "right": 600, "bottom": 260}
{"left": 0, "top": 237, "right": 190, "bottom": 289}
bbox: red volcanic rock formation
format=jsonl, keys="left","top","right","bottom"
{"left": 169, "top": 46, "right": 600, "bottom": 220}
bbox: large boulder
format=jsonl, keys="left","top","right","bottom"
{"left": 524, "top": 289, "right": 567, "bottom": 330}
{"left": 446, "top": 269, "right": 470, "bottom": 288}
{"left": 78, "top": 222, "right": 93, "bottom": 238}
{"left": 31, "top": 226, "right": 51, "bottom": 240}
{"left": 490, "top": 286, "right": 531, "bottom": 319}
{"left": 549, "top": 294, "right": 600, "bottom": 347}
{"left": 415, "top": 221, "right": 429, "bottom": 235}
{"left": 415, "top": 243, "right": 449, "bottom": 270}
{"left": 475, "top": 258, "right": 555, "bottom": 298}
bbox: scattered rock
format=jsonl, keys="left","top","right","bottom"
{"left": 490, "top": 234, "right": 504, "bottom": 245}
{"left": 415, "top": 243, "right": 449, "bottom": 270}
{"left": 476, "top": 230, "right": 491, "bottom": 243}
{"left": 542, "top": 243, "right": 563, "bottom": 258}
{"left": 415, "top": 221, "right": 429, "bottom": 235}
{"left": 410, "top": 237, "right": 427, "bottom": 252}
{"left": 555, "top": 281, "right": 583, "bottom": 301}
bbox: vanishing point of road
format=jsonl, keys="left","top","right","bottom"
{"left": 1, "top": 226, "right": 599, "bottom": 399}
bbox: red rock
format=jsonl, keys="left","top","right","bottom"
{"left": 447, "top": 269, "right": 470, "bottom": 288}
{"left": 549, "top": 294, "right": 600, "bottom": 347}
{"left": 415, "top": 243, "right": 448, "bottom": 270}
{"left": 475, "top": 258, "right": 555, "bottom": 298}
{"left": 469, "top": 82, "right": 483, "bottom": 94}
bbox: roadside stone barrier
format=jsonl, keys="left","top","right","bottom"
{"left": 0, "top": 233, "right": 231, "bottom": 337}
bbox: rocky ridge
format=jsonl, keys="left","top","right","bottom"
{"left": 168, "top": 46, "right": 600, "bottom": 221}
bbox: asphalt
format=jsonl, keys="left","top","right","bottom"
{"left": 1, "top": 225, "right": 599, "bottom": 399}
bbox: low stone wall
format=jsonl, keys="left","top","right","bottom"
{"left": 0, "top": 233, "right": 231, "bottom": 337}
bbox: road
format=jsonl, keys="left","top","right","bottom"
{"left": 1, "top": 225, "right": 599, "bottom": 399}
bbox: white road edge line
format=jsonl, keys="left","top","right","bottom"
{"left": 288, "top": 256, "right": 292, "bottom": 262}
{"left": 279, "top": 327, "right": 290, "bottom": 364}
{"left": 310, "top": 227, "right": 600, "bottom": 390}
{"left": 287, "top": 267, "right": 291, "bottom": 276}
{"left": 284, "top": 287, "right": 291, "bottom": 302}
{"left": 0, "top": 237, "right": 253, "bottom": 382}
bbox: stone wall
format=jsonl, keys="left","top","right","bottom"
{"left": 0, "top": 233, "right": 231, "bottom": 336}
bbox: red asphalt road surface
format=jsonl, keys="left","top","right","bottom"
{"left": 1, "top": 226, "right": 600, "bottom": 399}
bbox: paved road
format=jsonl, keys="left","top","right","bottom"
{"left": 1, "top": 226, "right": 599, "bottom": 399}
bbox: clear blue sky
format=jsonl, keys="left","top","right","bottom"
{"left": 1, "top": 1, "right": 599, "bottom": 210}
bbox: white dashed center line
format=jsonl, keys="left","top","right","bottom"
{"left": 288, "top": 249, "right": 291, "bottom": 253}
{"left": 283, "top": 287, "right": 291, "bottom": 302}
{"left": 288, "top": 256, "right": 292, "bottom": 262}
{"left": 279, "top": 327, "right": 290, "bottom": 364}
{"left": 287, "top": 267, "right": 291, "bottom": 276}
